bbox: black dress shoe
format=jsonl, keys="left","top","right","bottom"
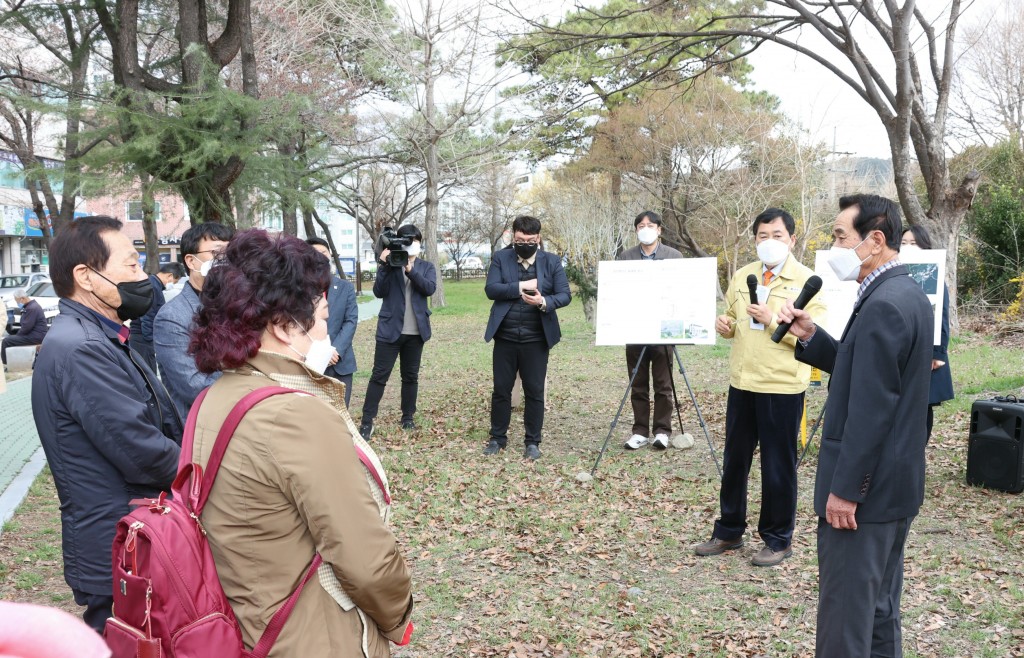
{"left": 482, "top": 439, "right": 503, "bottom": 455}
{"left": 401, "top": 420, "right": 417, "bottom": 431}
{"left": 523, "top": 444, "right": 541, "bottom": 460}
{"left": 359, "top": 422, "right": 373, "bottom": 439}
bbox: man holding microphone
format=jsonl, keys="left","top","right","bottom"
{"left": 695, "top": 208, "right": 826, "bottom": 566}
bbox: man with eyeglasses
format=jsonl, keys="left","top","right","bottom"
{"left": 154, "top": 221, "right": 234, "bottom": 421}
{"left": 482, "top": 215, "right": 572, "bottom": 460}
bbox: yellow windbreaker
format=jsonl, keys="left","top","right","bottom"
{"left": 720, "top": 256, "right": 827, "bottom": 394}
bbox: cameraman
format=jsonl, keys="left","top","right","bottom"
{"left": 359, "top": 224, "right": 436, "bottom": 437}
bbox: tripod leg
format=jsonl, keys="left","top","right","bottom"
{"left": 798, "top": 400, "right": 827, "bottom": 466}
{"left": 664, "top": 346, "right": 687, "bottom": 438}
{"left": 671, "top": 346, "right": 724, "bottom": 479}
{"left": 591, "top": 346, "right": 647, "bottom": 477}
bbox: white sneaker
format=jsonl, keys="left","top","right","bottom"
{"left": 652, "top": 433, "right": 670, "bottom": 450}
{"left": 624, "top": 434, "right": 649, "bottom": 450}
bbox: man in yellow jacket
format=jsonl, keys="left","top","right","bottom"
{"left": 695, "top": 208, "right": 826, "bottom": 566}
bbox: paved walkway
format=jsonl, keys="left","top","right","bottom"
{"left": 0, "top": 295, "right": 381, "bottom": 535}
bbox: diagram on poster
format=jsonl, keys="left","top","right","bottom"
{"left": 595, "top": 258, "right": 717, "bottom": 345}
{"left": 814, "top": 250, "right": 945, "bottom": 345}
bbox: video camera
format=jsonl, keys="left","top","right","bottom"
{"left": 377, "top": 227, "right": 414, "bottom": 268}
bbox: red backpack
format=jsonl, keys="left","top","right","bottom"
{"left": 104, "top": 386, "right": 321, "bottom": 658}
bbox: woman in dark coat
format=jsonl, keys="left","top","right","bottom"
{"left": 902, "top": 225, "right": 955, "bottom": 439}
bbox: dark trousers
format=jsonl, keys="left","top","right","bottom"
{"left": 713, "top": 386, "right": 803, "bottom": 551}
{"left": 327, "top": 371, "right": 354, "bottom": 407}
{"left": 73, "top": 588, "right": 114, "bottom": 634}
{"left": 490, "top": 338, "right": 549, "bottom": 446}
{"left": 1, "top": 334, "right": 40, "bottom": 365}
{"left": 816, "top": 517, "right": 912, "bottom": 658}
{"left": 625, "top": 344, "right": 674, "bottom": 437}
{"left": 362, "top": 334, "right": 424, "bottom": 423}
{"left": 131, "top": 338, "right": 158, "bottom": 374}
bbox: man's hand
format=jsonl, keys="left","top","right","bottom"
{"left": 932, "top": 359, "right": 945, "bottom": 371}
{"left": 379, "top": 248, "right": 391, "bottom": 264}
{"left": 715, "top": 314, "right": 733, "bottom": 336}
{"left": 745, "top": 303, "right": 774, "bottom": 326}
{"left": 518, "top": 279, "right": 537, "bottom": 293}
{"left": 329, "top": 348, "right": 340, "bottom": 366}
{"left": 522, "top": 289, "right": 544, "bottom": 306}
{"left": 825, "top": 493, "right": 858, "bottom": 530}
{"left": 776, "top": 299, "right": 816, "bottom": 341}
{"left": 404, "top": 256, "right": 416, "bottom": 273}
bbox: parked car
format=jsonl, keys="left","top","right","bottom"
{"left": 0, "top": 273, "right": 50, "bottom": 306}
{"left": 5, "top": 280, "right": 60, "bottom": 332}
{"left": 442, "top": 256, "right": 484, "bottom": 272}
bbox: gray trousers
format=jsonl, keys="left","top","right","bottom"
{"left": 816, "top": 516, "right": 913, "bottom": 658}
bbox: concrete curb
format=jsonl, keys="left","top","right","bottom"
{"left": 0, "top": 447, "right": 46, "bottom": 540}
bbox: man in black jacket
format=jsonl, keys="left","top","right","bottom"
{"left": 32, "top": 216, "right": 182, "bottom": 633}
{"left": 2, "top": 289, "right": 48, "bottom": 368}
{"left": 778, "top": 194, "right": 932, "bottom": 658}
{"left": 482, "top": 215, "right": 572, "bottom": 460}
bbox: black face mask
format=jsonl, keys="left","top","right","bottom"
{"left": 514, "top": 243, "right": 539, "bottom": 260}
{"left": 90, "top": 269, "right": 154, "bottom": 321}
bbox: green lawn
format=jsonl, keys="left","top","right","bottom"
{"left": 2, "top": 278, "right": 1022, "bottom": 657}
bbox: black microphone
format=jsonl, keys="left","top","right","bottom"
{"left": 771, "top": 275, "right": 823, "bottom": 344}
{"left": 746, "top": 274, "right": 759, "bottom": 306}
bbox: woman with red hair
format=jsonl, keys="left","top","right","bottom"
{"left": 188, "top": 229, "right": 413, "bottom": 656}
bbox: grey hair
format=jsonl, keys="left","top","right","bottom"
{"left": 13, "top": 288, "right": 27, "bottom": 299}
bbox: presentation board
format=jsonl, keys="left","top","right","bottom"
{"left": 814, "top": 250, "right": 945, "bottom": 345}
{"left": 595, "top": 258, "right": 718, "bottom": 346}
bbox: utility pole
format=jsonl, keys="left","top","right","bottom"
{"left": 829, "top": 127, "right": 856, "bottom": 201}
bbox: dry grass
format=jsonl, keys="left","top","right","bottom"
{"left": 2, "top": 279, "right": 1023, "bottom": 657}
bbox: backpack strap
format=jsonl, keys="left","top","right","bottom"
{"left": 353, "top": 445, "right": 391, "bottom": 505}
{"left": 247, "top": 553, "right": 324, "bottom": 658}
{"left": 193, "top": 386, "right": 311, "bottom": 515}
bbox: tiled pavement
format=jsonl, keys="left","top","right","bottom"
{"left": 0, "top": 376, "right": 44, "bottom": 531}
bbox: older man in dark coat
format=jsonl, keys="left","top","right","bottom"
{"left": 778, "top": 194, "right": 933, "bottom": 658}
{"left": 2, "top": 289, "right": 48, "bottom": 367}
{"left": 31, "top": 216, "right": 182, "bottom": 633}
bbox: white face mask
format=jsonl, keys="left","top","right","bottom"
{"left": 637, "top": 226, "right": 659, "bottom": 245}
{"left": 288, "top": 319, "right": 334, "bottom": 374}
{"left": 828, "top": 237, "right": 868, "bottom": 282}
{"left": 407, "top": 241, "right": 422, "bottom": 257}
{"left": 756, "top": 239, "right": 790, "bottom": 268}
{"left": 190, "top": 256, "right": 214, "bottom": 278}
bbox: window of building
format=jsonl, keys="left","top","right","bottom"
{"left": 126, "top": 201, "right": 162, "bottom": 222}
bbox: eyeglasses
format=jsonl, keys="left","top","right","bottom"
{"left": 513, "top": 241, "right": 540, "bottom": 247}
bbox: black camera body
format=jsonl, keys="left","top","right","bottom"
{"left": 378, "top": 227, "right": 413, "bottom": 268}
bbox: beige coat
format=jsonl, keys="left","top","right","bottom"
{"left": 192, "top": 351, "right": 413, "bottom": 657}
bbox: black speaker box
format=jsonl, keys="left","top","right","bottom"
{"left": 966, "top": 398, "right": 1024, "bottom": 494}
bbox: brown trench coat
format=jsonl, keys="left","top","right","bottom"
{"left": 191, "top": 350, "right": 413, "bottom": 657}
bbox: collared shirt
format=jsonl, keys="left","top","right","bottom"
{"left": 857, "top": 257, "right": 901, "bottom": 300}
{"left": 86, "top": 306, "right": 130, "bottom": 344}
{"left": 517, "top": 253, "right": 537, "bottom": 269}
{"left": 761, "top": 256, "right": 787, "bottom": 283}
{"left": 640, "top": 244, "right": 659, "bottom": 260}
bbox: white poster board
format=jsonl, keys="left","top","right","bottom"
{"left": 814, "top": 250, "right": 945, "bottom": 345}
{"left": 595, "top": 258, "right": 717, "bottom": 346}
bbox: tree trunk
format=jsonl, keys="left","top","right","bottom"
{"left": 141, "top": 175, "right": 160, "bottom": 274}
{"left": 181, "top": 180, "right": 234, "bottom": 226}
{"left": 282, "top": 203, "right": 298, "bottom": 237}
{"left": 422, "top": 5, "right": 445, "bottom": 308}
